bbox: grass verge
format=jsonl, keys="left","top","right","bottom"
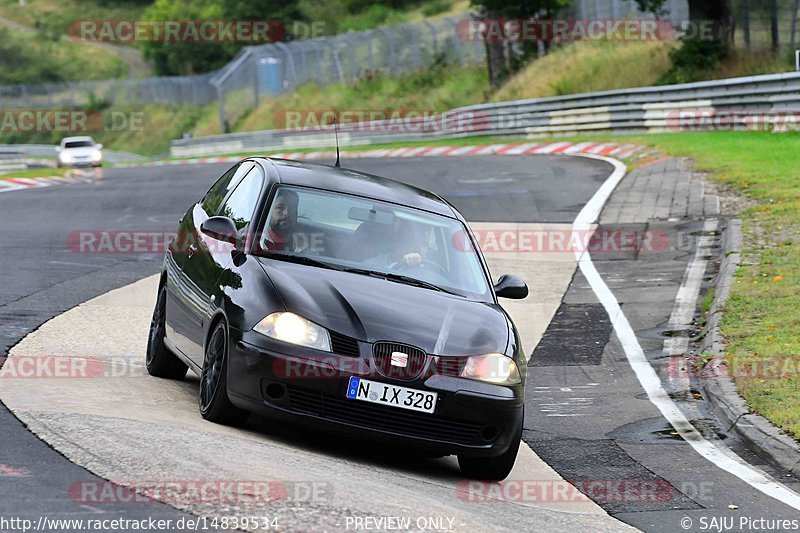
{"left": 0, "top": 167, "right": 70, "bottom": 180}
{"left": 186, "top": 130, "right": 800, "bottom": 440}
{"left": 0, "top": 25, "right": 126, "bottom": 84}
{"left": 560, "top": 131, "right": 800, "bottom": 439}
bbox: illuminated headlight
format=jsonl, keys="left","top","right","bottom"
{"left": 91, "top": 150, "right": 102, "bottom": 162}
{"left": 460, "top": 353, "right": 521, "bottom": 385}
{"left": 253, "top": 312, "right": 331, "bottom": 351}
{"left": 59, "top": 152, "right": 73, "bottom": 163}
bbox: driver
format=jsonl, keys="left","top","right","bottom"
{"left": 364, "top": 217, "right": 432, "bottom": 269}
{"left": 263, "top": 189, "right": 299, "bottom": 252}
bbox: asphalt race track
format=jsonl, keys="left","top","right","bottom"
{"left": 1, "top": 155, "right": 799, "bottom": 531}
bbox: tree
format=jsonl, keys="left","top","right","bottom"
{"left": 634, "top": 0, "right": 734, "bottom": 45}
{"left": 142, "top": 0, "right": 304, "bottom": 76}
{"left": 635, "top": 0, "right": 733, "bottom": 84}
{"left": 469, "top": 0, "right": 571, "bottom": 88}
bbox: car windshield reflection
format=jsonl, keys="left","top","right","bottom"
{"left": 255, "top": 186, "right": 490, "bottom": 299}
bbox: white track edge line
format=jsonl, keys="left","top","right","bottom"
{"left": 571, "top": 152, "right": 800, "bottom": 511}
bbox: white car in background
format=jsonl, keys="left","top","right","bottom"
{"left": 56, "top": 136, "right": 103, "bottom": 168}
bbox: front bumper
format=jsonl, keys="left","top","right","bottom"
{"left": 227, "top": 328, "right": 524, "bottom": 457}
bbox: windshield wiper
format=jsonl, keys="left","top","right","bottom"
{"left": 260, "top": 252, "right": 343, "bottom": 271}
{"left": 342, "top": 267, "right": 460, "bottom": 296}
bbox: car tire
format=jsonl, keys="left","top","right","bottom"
{"left": 457, "top": 411, "right": 523, "bottom": 481}
{"left": 199, "top": 320, "right": 249, "bottom": 426}
{"left": 145, "top": 283, "right": 188, "bottom": 380}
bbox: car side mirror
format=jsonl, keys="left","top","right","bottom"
{"left": 494, "top": 274, "right": 528, "bottom": 299}
{"left": 200, "top": 216, "right": 238, "bottom": 244}
{"left": 55, "top": 146, "right": 62, "bottom": 152}
{"left": 95, "top": 143, "right": 103, "bottom": 150}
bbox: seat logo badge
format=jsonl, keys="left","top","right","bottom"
{"left": 390, "top": 351, "right": 409, "bottom": 368}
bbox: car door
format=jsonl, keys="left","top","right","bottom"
{"left": 165, "top": 162, "right": 251, "bottom": 360}
{"left": 180, "top": 163, "right": 265, "bottom": 366}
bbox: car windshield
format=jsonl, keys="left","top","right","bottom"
{"left": 64, "top": 141, "right": 93, "bottom": 148}
{"left": 255, "top": 186, "right": 491, "bottom": 300}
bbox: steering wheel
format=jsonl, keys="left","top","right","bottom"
{"left": 388, "top": 258, "right": 446, "bottom": 275}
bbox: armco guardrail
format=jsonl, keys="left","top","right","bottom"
{"left": 170, "top": 70, "right": 800, "bottom": 158}
{"left": 0, "top": 144, "right": 148, "bottom": 164}
{"left": 0, "top": 147, "right": 25, "bottom": 172}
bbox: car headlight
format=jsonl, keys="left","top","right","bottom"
{"left": 253, "top": 312, "right": 331, "bottom": 351}
{"left": 91, "top": 150, "right": 102, "bottom": 161}
{"left": 59, "top": 152, "right": 73, "bottom": 163}
{"left": 460, "top": 353, "right": 521, "bottom": 385}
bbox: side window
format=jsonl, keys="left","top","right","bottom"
{"left": 201, "top": 162, "right": 254, "bottom": 215}
{"left": 218, "top": 167, "right": 264, "bottom": 230}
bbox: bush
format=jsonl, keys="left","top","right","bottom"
{"left": 658, "top": 36, "right": 729, "bottom": 85}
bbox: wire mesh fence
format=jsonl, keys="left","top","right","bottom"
{"left": 2, "top": 1, "right": 800, "bottom": 135}
{"left": 0, "top": 16, "right": 485, "bottom": 133}
{"left": 211, "top": 16, "right": 485, "bottom": 130}
{"left": 569, "top": 0, "right": 800, "bottom": 53}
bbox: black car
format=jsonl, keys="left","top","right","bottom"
{"left": 146, "top": 157, "right": 529, "bottom": 480}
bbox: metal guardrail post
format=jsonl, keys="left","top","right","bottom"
{"left": 376, "top": 28, "right": 397, "bottom": 76}
{"left": 422, "top": 20, "right": 439, "bottom": 56}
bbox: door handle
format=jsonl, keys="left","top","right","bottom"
{"left": 187, "top": 244, "right": 197, "bottom": 257}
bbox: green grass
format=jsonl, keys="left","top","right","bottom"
{"left": 0, "top": 26, "right": 126, "bottom": 84}
{"left": 0, "top": 0, "right": 148, "bottom": 40}
{"left": 297, "top": 0, "right": 466, "bottom": 35}
{"left": 185, "top": 130, "right": 800, "bottom": 440}
{"left": 493, "top": 40, "right": 794, "bottom": 103}
{"left": 233, "top": 62, "right": 489, "bottom": 134}
{"left": 0, "top": 167, "right": 69, "bottom": 180}
{"left": 0, "top": 103, "right": 216, "bottom": 157}
{"left": 700, "top": 287, "right": 716, "bottom": 317}
{"left": 571, "top": 132, "right": 800, "bottom": 439}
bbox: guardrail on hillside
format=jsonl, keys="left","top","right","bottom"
{"left": 170, "top": 70, "right": 800, "bottom": 157}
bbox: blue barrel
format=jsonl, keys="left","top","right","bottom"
{"left": 258, "top": 57, "right": 283, "bottom": 95}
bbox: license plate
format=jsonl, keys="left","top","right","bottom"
{"left": 346, "top": 377, "right": 437, "bottom": 414}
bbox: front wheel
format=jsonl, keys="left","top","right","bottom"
{"left": 199, "top": 321, "right": 249, "bottom": 426}
{"left": 458, "top": 413, "right": 523, "bottom": 481}
{"left": 145, "top": 284, "right": 188, "bottom": 380}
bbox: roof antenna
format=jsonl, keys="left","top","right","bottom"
{"left": 333, "top": 117, "right": 341, "bottom": 168}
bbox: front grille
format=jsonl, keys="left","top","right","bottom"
{"left": 330, "top": 331, "right": 360, "bottom": 357}
{"left": 373, "top": 342, "right": 426, "bottom": 380}
{"left": 286, "top": 386, "right": 483, "bottom": 445}
{"left": 434, "top": 356, "right": 467, "bottom": 377}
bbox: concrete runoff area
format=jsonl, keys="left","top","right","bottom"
{"left": 0, "top": 224, "right": 635, "bottom": 531}
{"left": 0, "top": 155, "right": 635, "bottom": 531}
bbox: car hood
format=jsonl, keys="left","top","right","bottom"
{"left": 256, "top": 258, "right": 510, "bottom": 356}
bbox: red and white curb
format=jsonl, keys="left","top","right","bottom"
{"left": 1, "top": 142, "right": 653, "bottom": 194}
{"left": 118, "top": 141, "right": 651, "bottom": 168}
{"left": 0, "top": 170, "right": 94, "bottom": 194}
